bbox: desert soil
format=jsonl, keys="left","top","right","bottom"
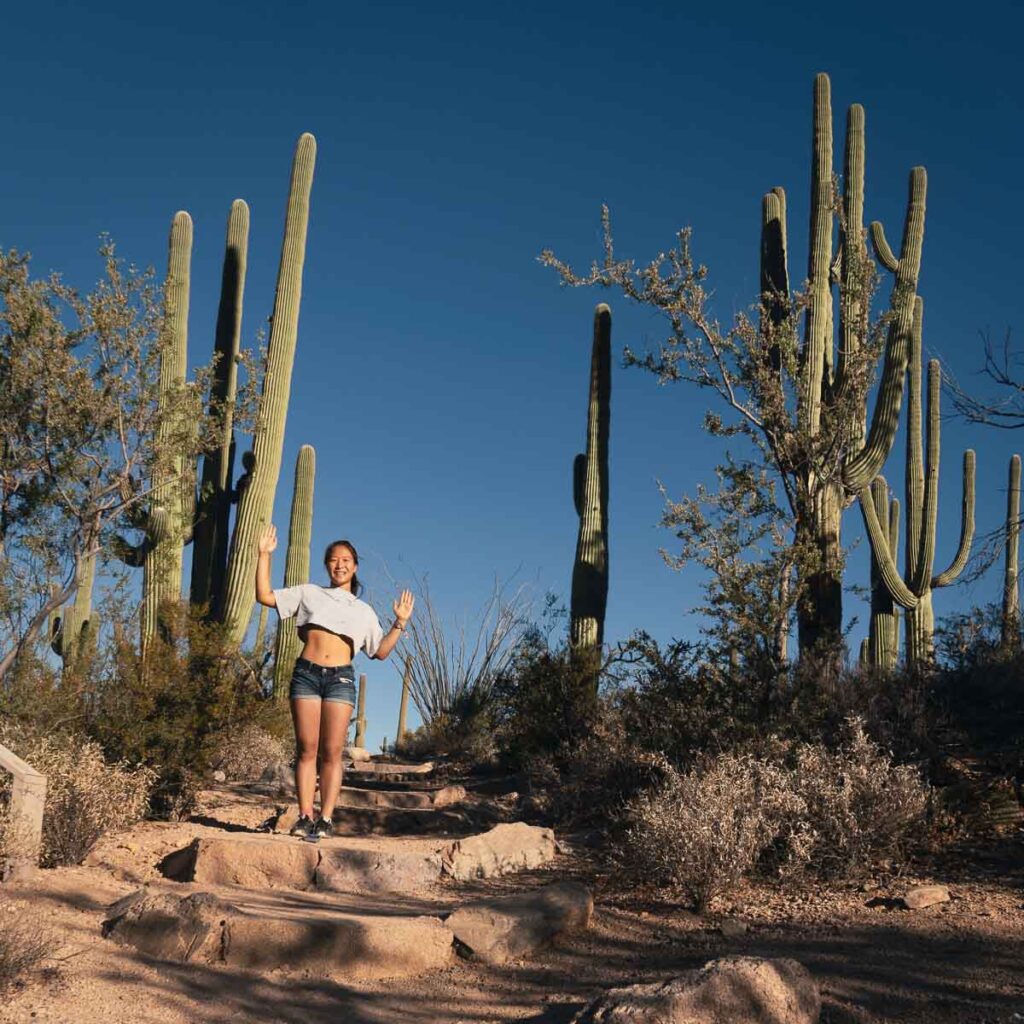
{"left": 1, "top": 789, "right": 1022, "bottom": 1024}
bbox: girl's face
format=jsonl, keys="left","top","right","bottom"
{"left": 325, "top": 545, "right": 357, "bottom": 589}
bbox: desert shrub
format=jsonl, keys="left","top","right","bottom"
{"left": 0, "top": 901, "right": 50, "bottom": 990}
{"left": 620, "top": 753, "right": 796, "bottom": 913}
{"left": 210, "top": 724, "right": 287, "bottom": 781}
{"left": 0, "top": 724, "right": 153, "bottom": 867}
{"left": 619, "top": 721, "right": 930, "bottom": 910}
{"left": 395, "top": 684, "right": 498, "bottom": 764}
{"left": 490, "top": 635, "right": 600, "bottom": 768}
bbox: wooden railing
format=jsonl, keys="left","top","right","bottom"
{"left": 0, "top": 744, "right": 46, "bottom": 880}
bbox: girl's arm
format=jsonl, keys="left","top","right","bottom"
{"left": 372, "top": 589, "right": 415, "bottom": 660}
{"left": 255, "top": 524, "right": 278, "bottom": 608}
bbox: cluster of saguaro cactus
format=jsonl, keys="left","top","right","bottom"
{"left": 570, "top": 304, "right": 611, "bottom": 654}
{"left": 759, "top": 74, "right": 926, "bottom": 653}
{"left": 51, "top": 134, "right": 317, "bottom": 661}
{"left": 272, "top": 445, "right": 316, "bottom": 698}
{"left": 859, "top": 298, "right": 976, "bottom": 666}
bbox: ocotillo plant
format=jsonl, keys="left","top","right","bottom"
{"left": 272, "top": 445, "right": 316, "bottom": 698}
{"left": 859, "top": 297, "right": 976, "bottom": 666}
{"left": 191, "top": 199, "right": 250, "bottom": 617}
{"left": 112, "top": 212, "right": 195, "bottom": 648}
{"left": 220, "top": 133, "right": 317, "bottom": 645}
{"left": 1002, "top": 454, "right": 1020, "bottom": 648}
{"left": 570, "top": 303, "right": 611, "bottom": 654}
{"left": 759, "top": 76, "right": 926, "bottom": 655}
{"left": 864, "top": 477, "right": 900, "bottom": 668}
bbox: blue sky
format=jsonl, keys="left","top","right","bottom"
{"left": 4, "top": 2, "right": 1023, "bottom": 748}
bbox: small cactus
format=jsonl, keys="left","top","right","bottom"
{"left": 272, "top": 445, "right": 316, "bottom": 699}
{"left": 570, "top": 304, "right": 611, "bottom": 654}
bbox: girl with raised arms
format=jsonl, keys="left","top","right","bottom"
{"left": 256, "top": 524, "right": 414, "bottom": 838}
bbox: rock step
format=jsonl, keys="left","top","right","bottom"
{"left": 338, "top": 783, "right": 467, "bottom": 809}
{"left": 344, "top": 760, "right": 435, "bottom": 777}
{"left": 103, "top": 888, "right": 453, "bottom": 981}
{"left": 330, "top": 806, "right": 474, "bottom": 837}
{"left": 164, "top": 822, "right": 558, "bottom": 895}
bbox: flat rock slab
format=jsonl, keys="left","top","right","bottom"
{"left": 167, "top": 822, "right": 558, "bottom": 895}
{"left": 571, "top": 956, "right": 821, "bottom": 1024}
{"left": 331, "top": 806, "right": 473, "bottom": 837}
{"left": 442, "top": 822, "right": 557, "bottom": 881}
{"left": 339, "top": 784, "right": 467, "bottom": 810}
{"left": 345, "top": 760, "right": 436, "bottom": 776}
{"left": 447, "top": 881, "right": 593, "bottom": 963}
{"left": 900, "top": 884, "right": 950, "bottom": 910}
{"left": 103, "top": 888, "right": 453, "bottom": 980}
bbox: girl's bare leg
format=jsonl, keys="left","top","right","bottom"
{"left": 317, "top": 700, "right": 354, "bottom": 820}
{"left": 291, "top": 698, "right": 323, "bottom": 818}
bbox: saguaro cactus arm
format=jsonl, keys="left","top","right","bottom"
{"left": 1002, "top": 454, "right": 1021, "bottom": 643}
{"left": 932, "top": 450, "right": 976, "bottom": 588}
{"left": 842, "top": 168, "right": 927, "bottom": 491}
{"left": 859, "top": 483, "right": 920, "bottom": 610}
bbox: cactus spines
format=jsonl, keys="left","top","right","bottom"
{"left": 138, "top": 211, "right": 193, "bottom": 647}
{"left": 221, "top": 133, "right": 317, "bottom": 645}
{"left": 191, "top": 199, "right": 250, "bottom": 616}
{"left": 570, "top": 303, "right": 611, "bottom": 653}
{"left": 272, "top": 445, "right": 316, "bottom": 699}
{"left": 859, "top": 297, "right": 976, "bottom": 665}
{"left": 1002, "top": 454, "right": 1021, "bottom": 648}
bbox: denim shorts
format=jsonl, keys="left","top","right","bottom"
{"left": 289, "top": 658, "right": 357, "bottom": 704}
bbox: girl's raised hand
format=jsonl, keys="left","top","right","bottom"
{"left": 257, "top": 524, "right": 278, "bottom": 554}
{"left": 393, "top": 589, "right": 415, "bottom": 624}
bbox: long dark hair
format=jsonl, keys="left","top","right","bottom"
{"left": 323, "top": 539, "right": 362, "bottom": 596}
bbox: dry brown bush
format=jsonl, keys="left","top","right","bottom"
{"left": 0, "top": 901, "right": 51, "bottom": 989}
{"left": 210, "top": 724, "right": 287, "bottom": 781}
{"left": 620, "top": 720, "right": 930, "bottom": 912}
{"left": 0, "top": 725, "right": 153, "bottom": 867}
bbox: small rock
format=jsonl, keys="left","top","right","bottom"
{"left": 900, "top": 885, "right": 950, "bottom": 910}
{"left": 344, "top": 745, "right": 372, "bottom": 762}
{"left": 718, "top": 918, "right": 748, "bottom": 938}
{"left": 212, "top": 770, "right": 227, "bottom": 783}
{"left": 447, "top": 882, "right": 593, "bottom": 964}
{"left": 570, "top": 956, "right": 820, "bottom": 1023}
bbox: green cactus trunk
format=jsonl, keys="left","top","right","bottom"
{"left": 141, "top": 211, "right": 193, "bottom": 649}
{"left": 396, "top": 659, "right": 411, "bottom": 745}
{"left": 191, "top": 199, "right": 250, "bottom": 617}
{"left": 354, "top": 673, "right": 367, "bottom": 748}
{"left": 859, "top": 298, "right": 976, "bottom": 668}
{"left": 220, "top": 134, "right": 317, "bottom": 646}
{"left": 570, "top": 303, "right": 611, "bottom": 654}
{"left": 1002, "top": 454, "right": 1021, "bottom": 648}
{"left": 866, "top": 477, "right": 900, "bottom": 669}
{"left": 273, "top": 445, "right": 316, "bottom": 699}
{"left": 759, "top": 77, "right": 924, "bottom": 657}
{"left": 50, "top": 550, "right": 96, "bottom": 668}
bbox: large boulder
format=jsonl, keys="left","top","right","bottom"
{"left": 441, "top": 822, "right": 557, "bottom": 881}
{"left": 446, "top": 882, "right": 593, "bottom": 964}
{"left": 103, "top": 890, "right": 230, "bottom": 962}
{"left": 571, "top": 957, "right": 820, "bottom": 1024}
{"left": 178, "top": 835, "right": 319, "bottom": 889}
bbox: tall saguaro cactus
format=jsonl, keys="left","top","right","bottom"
{"left": 273, "top": 445, "right": 315, "bottom": 698}
{"left": 759, "top": 75, "right": 926, "bottom": 655}
{"left": 1002, "top": 454, "right": 1021, "bottom": 648}
{"left": 191, "top": 199, "right": 250, "bottom": 617}
{"left": 859, "top": 298, "right": 976, "bottom": 666}
{"left": 50, "top": 551, "right": 96, "bottom": 667}
{"left": 865, "top": 477, "right": 900, "bottom": 668}
{"left": 570, "top": 303, "right": 611, "bottom": 653}
{"left": 221, "top": 133, "right": 317, "bottom": 645}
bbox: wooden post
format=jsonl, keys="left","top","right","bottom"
{"left": 396, "top": 659, "right": 411, "bottom": 745}
{"left": 354, "top": 673, "right": 367, "bottom": 748}
{"left": 0, "top": 743, "right": 46, "bottom": 880}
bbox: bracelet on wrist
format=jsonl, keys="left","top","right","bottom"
{"left": 392, "top": 620, "right": 407, "bottom": 632}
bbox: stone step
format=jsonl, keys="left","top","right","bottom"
{"left": 103, "top": 887, "right": 453, "bottom": 980}
{"left": 337, "top": 783, "right": 467, "bottom": 809}
{"left": 330, "top": 806, "right": 474, "bottom": 837}
{"left": 344, "top": 760, "right": 436, "bottom": 778}
{"left": 162, "top": 822, "right": 558, "bottom": 895}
